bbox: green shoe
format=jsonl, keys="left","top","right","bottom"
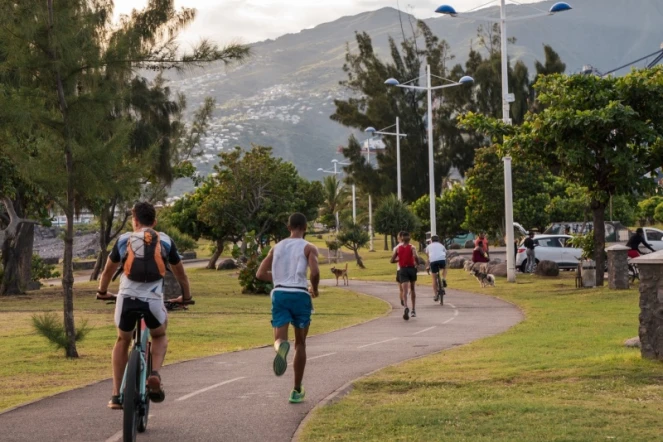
{"left": 273, "top": 341, "right": 290, "bottom": 376}
{"left": 289, "top": 387, "right": 306, "bottom": 403}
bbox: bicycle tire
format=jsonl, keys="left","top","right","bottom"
{"left": 123, "top": 349, "right": 141, "bottom": 442}
{"left": 137, "top": 343, "right": 151, "bottom": 433}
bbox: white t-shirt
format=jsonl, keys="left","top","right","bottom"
{"left": 426, "top": 242, "right": 447, "bottom": 262}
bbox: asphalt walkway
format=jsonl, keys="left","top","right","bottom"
{"left": 0, "top": 280, "right": 522, "bottom": 442}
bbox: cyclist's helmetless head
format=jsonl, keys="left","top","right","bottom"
{"left": 431, "top": 235, "right": 440, "bottom": 243}
{"left": 288, "top": 213, "right": 307, "bottom": 233}
{"left": 132, "top": 202, "right": 157, "bottom": 229}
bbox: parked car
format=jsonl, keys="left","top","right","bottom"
{"left": 516, "top": 234, "right": 583, "bottom": 272}
{"left": 641, "top": 227, "right": 663, "bottom": 251}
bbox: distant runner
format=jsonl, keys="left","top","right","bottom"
{"left": 425, "top": 235, "right": 447, "bottom": 301}
{"left": 390, "top": 231, "right": 418, "bottom": 320}
{"left": 256, "top": 213, "right": 320, "bottom": 403}
{"left": 393, "top": 231, "right": 404, "bottom": 306}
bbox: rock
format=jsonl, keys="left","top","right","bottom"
{"left": 488, "top": 262, "right": 507, "bottom": 277}
{"left": 447, "top": 251, "right": 460, "bottom": 260}
{"left": 449, "top": 243, "right": 461, "bottom": 250}
{"left": 464, "top": 240, "right": 475, "bottom": 249}
{"left": 448, "top": 257, "right": 465, "bottom": 269}
{"left": 216, "top": 258, "right": 238, "bottom": 270}
{"left": 26, "top": 281, "right": 41, "bottom": 291}
{"left": 182, "top": 251, "right": 197, "bottom": 260}
{"left": 488, "top": 259, "right": 502, "bottom": 265}
{"left": 624, "top": 337, "right": 641, "bottom": 348}
{"left": 535, "top": 260, "right": 559, "bottom": 277}
{"left": 163, "top": 272, "right": 182, "bottom": 297}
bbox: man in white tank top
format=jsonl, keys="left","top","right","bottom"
{"left": 256, "top": 213, "right": 320, "bottom": 404}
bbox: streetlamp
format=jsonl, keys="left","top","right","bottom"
{"left": 436, "top": 1, "right": 572, "bottom": 282}
{"left": 365, "top": 118, "right": 407, "bottom": 201}
{"left": 384, "top": 68, "right": 473, "bottom": 237}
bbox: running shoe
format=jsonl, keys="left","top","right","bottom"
{"left": 403, "top": 307, "right": 410, "bottom": 321}
{"left": 443, "top": 279, "right": 448, "bottom": 288}
{"left": 289, "top": 387, "right": 306, "bottom": 403}
{"left": 434, "top": 294, "right": 439, "bottom": 302}
{"left": 147, "top": 371, "right": 165, "bottom": 403}
{"left": 273, "top": 341, "right": 290, "bottom": 376}
{"left": 411, "top": 310, "right": 417, "bottom": 318}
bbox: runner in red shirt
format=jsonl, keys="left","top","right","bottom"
{"left": 390, "top": 231, "right": 419, "bottom": 320}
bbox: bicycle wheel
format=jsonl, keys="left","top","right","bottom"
{"left": 137, "top": 343, "right": 151, "bottom": 433}
{"left": 123, "top": 349, "right": 141, "bottom": 442}
{"left": 437, "top": 276, "right": 445, "bottom": 306}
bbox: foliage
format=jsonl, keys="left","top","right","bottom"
{"left": 567, "top": 232, "right": 595, "bottom": 260}
{"left": 200, "top": 146, "right": 323, "bottom": 245}
{"left": 325, "top": 238, "right": 342, "bottom": 252}
{"left": 374, "top": 195, "right": 420, "bottom": 239}
{"left": 333, "top": 22, "right": 566, "bottom": 202}
{"left": 337, "top": 222, "right": 370, "bottom": 268}
{"left": 411, "top": 185, "right": 468, "bottom": 242}
{"left": 31, "top": 255, "right": 60, "bottom": 282}
{"left": 638, "top": 196, "right": 663, "bottom": 225}
{"left": 655, "top": 203, "right": 663, "bottom": 224}
{"left": 231, "top": 232, "right": 272, "bottom": 295}
{"left": 154, "top": 211, "right": 197, "bottom": 252}
{"left": 319, "top": 175, "right": 349, "bottom": 230}
{"left": 609, "top": 195, "right": 639, "bottom": 227}
{"left": 31, "top": 313, "right": 90, "bottom": 356}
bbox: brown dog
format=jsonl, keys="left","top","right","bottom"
{"left": 331, "top": 263, "right": 349, "bottom": 286}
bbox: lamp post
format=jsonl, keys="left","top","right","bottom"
{"left": 384, "top": 69, "right": 473, "bottom": 236}
{"left": 436, "top": 1, "right": 572, "bottom": 282}
{"left": 365, "top": 118, "right": 407, "bottom": 201}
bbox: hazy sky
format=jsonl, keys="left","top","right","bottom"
{"left": 113, "top": 0, "right": 542, "bottom": 45}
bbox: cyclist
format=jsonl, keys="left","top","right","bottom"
{"left": 425, "top": 235, "right": 447, "bottom": 302}
{"left": 626, "top": 228, "right": 655, "bottom": 259}
{"left": 97, "top": 202, "right": 192, "bottom": 410}
{"left": 256, "top": 212, "right": 320, "bottom": 403}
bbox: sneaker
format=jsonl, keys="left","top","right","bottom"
{"left": 433, "top": 294, "right": 439, "bottom": 302}
{"left": 403, "top": 307, "right": 410, "bottom": 321}
{"left": 443, "top": 279, "right": 448, "bottom": 288}
{"left": 147, "top": 371, "right": 165, "bottom": 403}
{"left": 411, "top": 310, "right": 416, "bottom": 318}
{"left": 107, "top": 395, "right": 122, "bottom": 410}
{"left": 273, "top": 341, "right": 290, "bottom": 376}
{"left": 289, "top": 386, "right": 306, "bottom": 403}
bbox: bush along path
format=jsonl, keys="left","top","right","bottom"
{"left": 0, "top": 280, "right": 521, "bottom": 442}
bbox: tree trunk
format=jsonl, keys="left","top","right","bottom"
{"left": 0, "top": 198, "right": 36, "bottom": 295}
{"left": 17, "top": 222, "right": 34, "bottom": 288}
{"left": 48, "top": 0, "right": 78, "bottom": 358}
{"left": 206, "top": 239, "right": 224, "bottom": 269}
{"left": 591, "top": 200, "right": 607, "bottom": 287}
{"left": 353, "top": 248, "right": 365, "bottom": 269}
{"left": 383, "top": 234, "right": 388, "bottom": 251}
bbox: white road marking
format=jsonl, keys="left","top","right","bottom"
{"left": 442, "top": 303, "right": 460, "bottom": 324}
{"left": 357, "top": 338, "right": 398, "bottom": 349}
{"left": 308, "top": 352, "right": 337, "bottom": 361}
{"left": 175, "top": 377, "right": 245, "bottom": 402}
{"left": 105, "top": 430, "right": 122, "bottom": 442}
{"left": 412, "top": 326, "right": 437, "bottom": 335}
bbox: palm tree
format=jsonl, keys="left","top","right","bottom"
{"left": 319, "top": 175, "right": 349, "bottom": 231}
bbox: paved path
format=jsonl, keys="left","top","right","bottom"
{"left": 0, "top": 280, "right": 522, "bottom": 442}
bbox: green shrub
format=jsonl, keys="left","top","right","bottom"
{"left": 232, "top": 231, "right": 273, "bottom": 295}
{"left": 567, "top": 232, "right": 594, "bottom": 260}
{"left": 32, "top": 312, "right": 90, "bottom": 354}
{"left": 654, "top": 202, "right": 663, "bottom": 224}
{"left": 31, "top": 254, "right": 60, "bottom": 281}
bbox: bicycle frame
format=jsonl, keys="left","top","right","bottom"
{"left": 119, "top": 317, "right": 149, "bottom": 405}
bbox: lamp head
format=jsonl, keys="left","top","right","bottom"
{"left": 384, "top": 78, "right": 400, "bottom": 86}
{"left": 331, "top": 159, "right": 339, "bottom": 163}
{"left": 458, "top": 75, "right": 474, "bottom": 84}
{"left": 549, "top": 2, "right": 572, "bottom": 13}
{"left": 364, "top": 126, "right": 376, "bottom": 134}
{"left": 434, "top": 5, "right": 458, "bottom": 16}
{"left": 317, "top": 168, "right": 324, "bottom": 172}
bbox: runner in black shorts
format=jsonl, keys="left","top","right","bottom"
{"left": 390, "top": 231, "right": 419, "bottom": 320}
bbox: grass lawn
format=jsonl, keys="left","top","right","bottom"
{"left": 0, "top": 268, "right": 388, "bottom": 412}
{"left": 300, "top": 247, "right": 663, "bottom": 441}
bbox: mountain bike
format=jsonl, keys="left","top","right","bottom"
{"left": 97, "top": 294, "right": 194, "bottom": 441}
{"left": 426, "top": 268, "right": 445, "bottom": 306}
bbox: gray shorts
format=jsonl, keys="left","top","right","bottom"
{"left": 114, "top": 296, "right": 167, "bottom": 332}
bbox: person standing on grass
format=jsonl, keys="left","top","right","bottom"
{"left": 256, "top": 212, "right": 320, "bottom": 404}
{"left": 475, "top": 232, "right": 490, "bottom": 258}
{"left": 393, "top": 231, "right": 405, "bottom": 306}
{"left": 524, "top": 231, "right": 537, "bottom": 273}
{"left": 472, "top": 240, "right": 489, "bottom": 263}
{"left": 390, "top": 231, "right": 418, "bottom": 320}
{"left": 425, "top": 235, "right": 447, "bottom": 302}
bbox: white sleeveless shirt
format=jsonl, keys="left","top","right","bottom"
{"left": 272, "top": 238, "right": 311, "bottom": 293}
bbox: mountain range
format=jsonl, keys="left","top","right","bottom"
{"left": 165, "top": 0, "right": 663, "bottom": 198}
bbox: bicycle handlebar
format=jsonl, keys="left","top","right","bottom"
{"left": 96, "top": 293, "right": 195, "bottom": 306}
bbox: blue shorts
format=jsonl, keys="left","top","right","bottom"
{"left": 430, "top": 260, "right": 446, "bottom": 274}
{"left": 271, "top": 290, "right": 313, "bottom": 329}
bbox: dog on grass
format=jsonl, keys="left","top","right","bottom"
{"left": 331, "top": 263, "right": 349, "bottom": 286}
{"left": 464, "top": 260, "right": 474, "bottom": 273}
{"left": 472, "top": 269, "right": 496, "bottom": 288}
